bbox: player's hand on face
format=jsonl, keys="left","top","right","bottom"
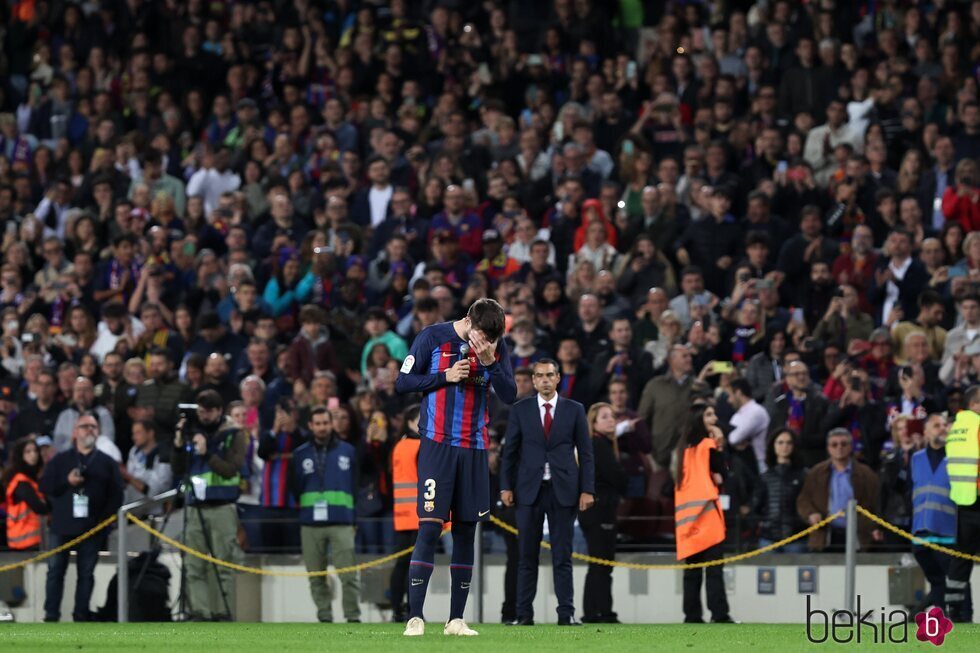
{"left": 469, "top": 329, "right": 497, "bottom": 366}
{"left": 445, "top": 359, "right": 470, "bottom": 383}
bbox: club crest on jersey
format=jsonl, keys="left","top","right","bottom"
{"left": 338, "top": 455, "right": 350, "bottom": 471}
{"left": 302, "top": 458, "right": 315, "bottom": 474}
{"left": 423, "top": 500, "right": 435, "bottom": 512}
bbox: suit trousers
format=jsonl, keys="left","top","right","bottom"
{"left": 682, "top": 542, "right": 730, "bottom": 623}
{"left": 516, "top": 481, "right": 577, "bottom": 620}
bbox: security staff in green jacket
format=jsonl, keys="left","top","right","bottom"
{"left": 289, "top": 406, "right": 361, "bottom": 622}
{"left": 945, "top": 385, "right": 980, "bottom": 623}
{"left": 172, "top": 390, "right": 247, "bottom": 621}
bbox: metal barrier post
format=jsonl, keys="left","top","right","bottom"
{"left": 844, "top": 499, "right": 857, "bottom": 615}
{"left": 117, "top": 489, "right": 179, "bottom": 623}
{"left": 117, "top": 504, "right": 129, "bottom": 623}
{"left": 474, "top": 521, "right": 484, "bottom": 624}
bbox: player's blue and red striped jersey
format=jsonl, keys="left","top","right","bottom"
{"left": 395, "top": 322, "right": 517, "bottom": 449}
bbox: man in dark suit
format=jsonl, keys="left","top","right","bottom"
{"left": 869, "top": 228, "right": 930, "bottom": 326}
{"left": 500, "top": 359, "right": 595, "bottom": 626}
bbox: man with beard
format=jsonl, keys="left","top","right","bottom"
{"left": 200, "top": 353, "right": 239, "bottom": 404}
{"left": 171, "top": 390, "right": 247, "bottom": 622}
{"left": 90, "top": 302, "right": 140, "bottom": 362}
{"left": 801, "top": 261, "right": 838, "bottom": 329}
{"left": 40, "top": 412, "right": 124, "bottom": 622}
{"left": 135, "top": 347, "right": 193, "bottom": 461}
{"left": 95, "top": 352, "right": 137, "bottom": 448}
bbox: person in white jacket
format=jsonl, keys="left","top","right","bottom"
{"left": 185, "top": 146, "right": 241, "bottom": 215}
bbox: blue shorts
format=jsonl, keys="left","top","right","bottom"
{"left": 417, "top": 436, "right": 490, "bottom": 522}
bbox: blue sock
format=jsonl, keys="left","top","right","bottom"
{"left": 408, "top": 521, "right": 442, "bottom": 620}
{"left": 449, "top": 522, "right": 476, "bottom": 620}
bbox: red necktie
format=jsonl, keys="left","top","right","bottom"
{"left": 543, "top": 402, "right": 553, "bottom": 438}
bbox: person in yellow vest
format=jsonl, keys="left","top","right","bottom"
{"left": 945, "top": 384, "right": 980, "bottom": 623}
{"left": 673, "top": 403, "right": 734, "bottom": 623}
{"left": 2, "top": 438, "right": 50, "bottom": 550}
{"left": 390, "top": 404, "right": 421, "bottom": 623}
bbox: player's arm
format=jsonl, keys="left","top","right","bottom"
{"left": 395, "top": 331, "right": 449, "bottom": 395}
{"left": 486, "top": 337, "right": 517, "bottom": 404}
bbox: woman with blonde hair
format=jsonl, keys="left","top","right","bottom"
{"left": 580, "top": 402, "right": 628, "bottom": 623}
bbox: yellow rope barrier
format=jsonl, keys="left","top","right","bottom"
{"left": 0, "top": 515, "right": 118, "bottom": 573}
{"left": 126, "top": 514, "right": 441, "bottom": 576}
{"left": 488, "top": 511, "right": 844, "bottom": 570}
{"left": 8, "top": 505, "right": 967, "bottom": 578}
{"left": 855, "top": 505, "right": 980, "bottom": 563}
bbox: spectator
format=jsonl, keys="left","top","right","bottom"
{"left": 870, "top": 229, "right": 930, "bottom": 327}
{"left": 942, "top": 159, "right": 980, "bottom": 233}
{"left": 638, "top": 344, "right": 694, "bottom": 469}
{"left": 591, "top": 317, "right": 654, "bottom": 409}
{"left": 796, "top": 428, "right": 881, "bottom": 552}
{"left": 135, "top": 347, "right": 193, "bottom": 462}
{"left": 753, "top": 429, "right": 807, "bottom": 554}
{"left": 727, "top": 378, "right": 771, "bottom": 474}
{"left": 768, "top": 361, "right": 831, "bottom": 468}
{"left": 9, "top": 370, "right": 62, "bottom": 442}
{"left": 580, "top": 402, "right": 627, "bottom": 624}
{"left": 121, "top": 420, "right": 172, "bottom": 507}
{"left": 812, "top": 284, "right": 873, "bottom": 350}
{"left": 878, "top": 415, "right": 919, "bottom": 544}
{"left": 52, "top": 376, "right": 115, "bottom": 453}
{"left": 40, "top": 412, "right": 123, "bottom": 621}
{"left": 892, "top": 290, "right": 947, "bottom": 363}
{"left": 258, "top": 397, "right": 305, "bottom": 552}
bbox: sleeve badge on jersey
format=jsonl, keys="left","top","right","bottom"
{"left": 400, "top": 355, "right": 415, "bottom": 374}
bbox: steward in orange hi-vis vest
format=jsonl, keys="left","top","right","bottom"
{"left": 392, "top": 436, "right": 421, "bottom": 531}
{"left": 5, "top": 472, "right": 44, "bottom": 550}
{"left": 674, "top": 438, "right": 726, "bottom": 561}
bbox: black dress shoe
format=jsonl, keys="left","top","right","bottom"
{"left": 600, "top": 614, "right": 621, "bottom": 624}
{"left": 507, "top": 617, "right": 535, "bottom": 626}
{"left": 711, "top": 617, "right": 739, "bottom": 624}
{"left": 557, "top": 616, "right": 582, "bottom": 626}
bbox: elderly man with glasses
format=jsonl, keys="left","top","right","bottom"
{"left": 796, "top": 427, "right": 882, "bottom": 552}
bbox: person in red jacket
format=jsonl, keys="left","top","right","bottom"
{"left": 942, "top": 159, "right": 980, "bottom": 233}
{"left": 573, "top": 199, "right": 618, "bottom": 252}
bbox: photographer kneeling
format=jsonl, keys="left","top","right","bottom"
{"left": 171, "top": 390, "right": 247, "bottom": 622}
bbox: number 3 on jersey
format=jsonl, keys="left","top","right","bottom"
{"left": 423, "top": 478, "right": 436, "bottom": 500}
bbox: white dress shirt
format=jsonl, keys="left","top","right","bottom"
{"left": 882, "top": 256, "right": 913, "bottom": 324}
{"left": 368, "top": 184, "right": 393, "bottom": 227}
{"left": 728, "top": 399, "right": 771, "bottom": 472}
{"left": 537, "top": 393, "right": 557, "bottom": 480}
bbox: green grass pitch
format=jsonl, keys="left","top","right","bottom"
{"left": 2, "top": 623, "right": 980, "bottom": 652}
